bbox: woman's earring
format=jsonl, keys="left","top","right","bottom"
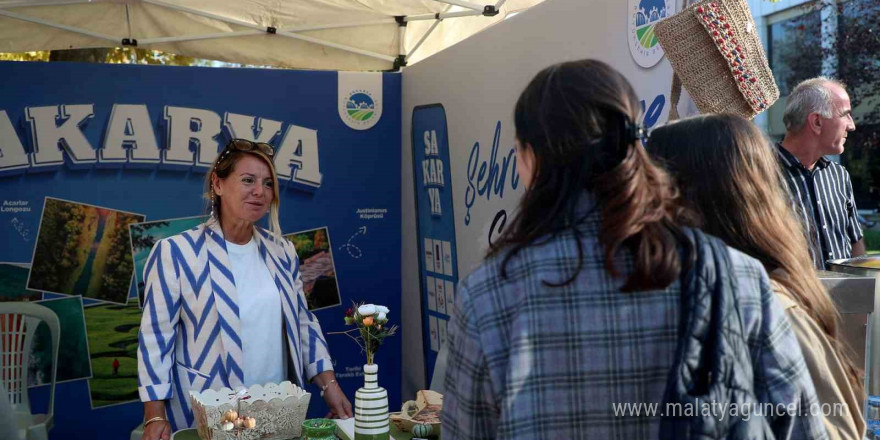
{"left": 210, "top": 190, "right": 216, "bottom": 219}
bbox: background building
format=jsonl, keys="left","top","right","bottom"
{"left": 748, "top": 0, "right": 880, "bottom": 245}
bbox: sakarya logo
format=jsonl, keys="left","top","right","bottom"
{"left": 628, "top": 0, "right": 673, "bottom": 68}
{"left": 345, "top": 90, "right": 376, "bottom": 123}
{"left": 338, "top": 72, "right": 382, "bottom": 131}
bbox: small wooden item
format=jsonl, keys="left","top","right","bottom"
{"left": 389, "top": 390, "right": 442, "bottom": 436}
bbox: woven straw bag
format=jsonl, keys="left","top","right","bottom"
{"left": 655, "top": 0, "right": 779, "bottom": 120}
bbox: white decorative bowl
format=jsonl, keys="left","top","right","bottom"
{"left": 189, "top": 381, "right": 311, "bottom": 440}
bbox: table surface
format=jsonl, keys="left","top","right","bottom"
{"left": 171, "top": 421, "right": 413, "bottom": 440}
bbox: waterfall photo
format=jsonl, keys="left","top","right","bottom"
{"left": 27, "top": 197, "right": 145, "bottom": 305}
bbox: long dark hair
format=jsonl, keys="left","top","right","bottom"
{"left": 489, "top": 59, "right": 690, "bottom": 291}
{"left": 648, "top": 113, "right": 863, "bottom": 397}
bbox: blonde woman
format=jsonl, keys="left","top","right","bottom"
{"left": 649, "top": 113, "right": 865, "bottom": 440}
{"left": 137, "top": 139, "right": 352, "bottom": 440}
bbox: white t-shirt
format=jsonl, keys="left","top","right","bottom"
{"left": 226, "top": 236, "right": 285, "bottom": 387}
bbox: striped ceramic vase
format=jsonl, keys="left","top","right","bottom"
{"left": 354, "top": 363, "right": 390, "bottom": 440}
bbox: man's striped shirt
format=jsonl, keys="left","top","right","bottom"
{"left": 776, "top": 143, "right": 862, "bottom": 269}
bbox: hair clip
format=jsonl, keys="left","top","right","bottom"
{"left": 624, "top": 120, "right": 646, "bottom": 144}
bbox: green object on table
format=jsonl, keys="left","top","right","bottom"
{"left": 170, "top": 428, "right": 200, "bottom": 440}
{"left": 302, "top": 418, "right": 338, "bottom": 440}
{"left": 411, "top": 424, "right": 432, "bottom": 437}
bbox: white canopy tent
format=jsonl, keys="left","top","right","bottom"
{"left": 0, "top": 0, "right": 544, "bottom": 70}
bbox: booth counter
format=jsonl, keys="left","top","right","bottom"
{"left": 824, "top": 257, "right": 880, "bottom": 398}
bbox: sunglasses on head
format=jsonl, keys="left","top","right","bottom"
{"left": 223, "top": 138, "right": 275, "bottom": 158}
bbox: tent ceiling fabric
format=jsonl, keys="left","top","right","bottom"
{"left": 0, "top": 0, "right": 543, "bottom": 70}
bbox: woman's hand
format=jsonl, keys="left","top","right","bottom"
{"left": 143, "top": 419, "right": 172, "bottom": 440}
{"left": 143, "top": 400, "right": 171, "bottom": 440}
{"left": 314, "top": 371, "right": 352, "bottom": 419}
{"left": 322, "top": 382, "right": 353, "bottom": 419}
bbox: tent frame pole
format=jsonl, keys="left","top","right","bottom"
{"left": 287, "top": 19, "right": 395, "bottom": 33}
{"left": 139, "top": 31, "right": 262, "bottom": 45}
{"left": 406, "top": 18, "right": 442, "bottom": 62}
{"left": 406, "top": 9, "right": 484, "bottom": 21}
{"left": 398, "top": 20, "right": 407, "bottom": 57}
{"left": 394, "top": 15, "right": 407, "bottom": 69}
{"left": 139, "top": 20, "right": 395, "bottom": 45}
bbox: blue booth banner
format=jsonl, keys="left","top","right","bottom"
{"left": 0, "top": 61, "right": 401, "bottom": 439}
{"left": 410, "top": 104, "right": 459, "bottom": 385}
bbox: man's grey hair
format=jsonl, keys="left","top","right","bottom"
{"left": 783, "top": 77, "right": 847, "bottom": 132}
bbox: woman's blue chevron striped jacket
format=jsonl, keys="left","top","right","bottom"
{"left": 137, "top": 221, "right": 334, "bottom": 431}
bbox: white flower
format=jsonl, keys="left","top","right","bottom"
{"left": 358, "top": 304, "right": 377, "bottom": 316}
{"left": 376, "top": 305, "right": 390, "bottom": 314}
{"left": 377, "top": 312, "right": 387, "bottom": 320}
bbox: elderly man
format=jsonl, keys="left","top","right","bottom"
{"left": 777, "top": 77, "right": 865, "bottom": 269}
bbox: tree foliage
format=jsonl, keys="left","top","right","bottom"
{"left": 836, "top": 0, "right": 880, "bottom": 210}
{"left": 0, "top": 46, "right": 272, "bottom": 68}
{"left": 0, "top": 51, "right": 49, "bottom": 62}
{"left": 30, "top": 199, "right": 89, "bottom": 292}
{"left": 313, "top": 228, "right": 328, "bottom": 250}
{"left": 130, "top": 221, "right": 170, "bottom": 251}
{"left": 98, "top": 212, "right": 142, "bottom": 301}
{"left": 775, "top": 0, "right": 880, "bottom": 209}
{"left": 290, "top": 234, "right": 314, "bottom": 256}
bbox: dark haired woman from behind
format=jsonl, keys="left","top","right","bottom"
{"left": 441, "top": 60, "right": 826, "bottom": 440}
{"left": 649, "top": 113, "right": 865, "bottom": 440}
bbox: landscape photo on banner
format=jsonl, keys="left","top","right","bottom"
{"left": 28, "top": 197, "right": 144, "bottom": 305}
{"left": 29, "top": 295, "right": 93, "bottom": 387}
{"left": 0, "top": 60, "right": 401, "bottom": 439}
{"left": 85, "top": 302, "right": 142, "bottom": 408}
{"left": 129, "top": 215, "right": 209, "bottom": 308}
{"left": 283, "top": 226, "right": 342, "bottom": 311}
{"left": 0, "top": 262, "right": 41, "bottom": 301}
{"left": 0, "top": 263, "right": 93, "bottom": 387}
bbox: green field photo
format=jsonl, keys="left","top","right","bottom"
{"left": 85, "top": 303, "right": 141, "bottom": 408}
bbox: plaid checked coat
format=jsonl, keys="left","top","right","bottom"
{"left": 443, "top": 199, "right": 827, "bottom": 440}
{"left": 137, "top": 221, "right": 333, "bottom": 431}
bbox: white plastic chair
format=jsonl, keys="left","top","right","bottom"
{"left": 0, "top": 302, "right": 60, "bottom": 440}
